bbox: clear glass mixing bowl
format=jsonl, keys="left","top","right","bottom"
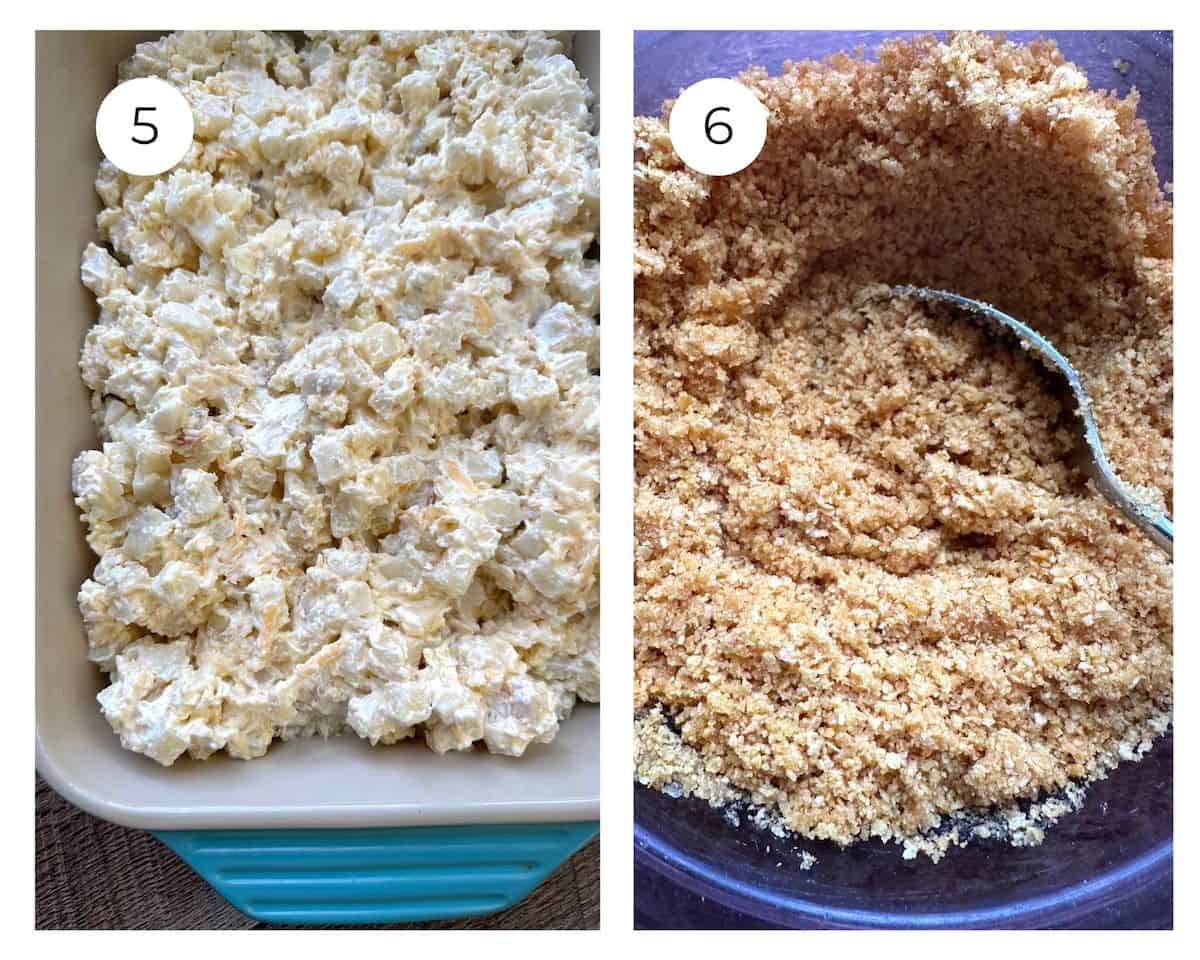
{"left": 633, "top": 30, "right": 1173, "bottom": 930}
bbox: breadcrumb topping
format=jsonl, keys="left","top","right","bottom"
{"left": 634, "top": 33, "right": 1172, "bottom": 856}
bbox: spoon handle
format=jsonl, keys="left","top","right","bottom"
{"left": 1079, "top": 432, "right": 1174, "bottom": 560}
{"left": 1127, "top": 506, "right": 1173, "bottom": 558}
{"left": 891, "top": 285, "right": 1174, "bottom": 561}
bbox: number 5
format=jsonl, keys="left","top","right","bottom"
{"left": 705, "top": 107, "right": 733, "bottom": 145}
{"left": 132, "top": 106, "right": 158, "bottom": 145}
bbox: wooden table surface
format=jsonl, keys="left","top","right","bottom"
{"left": 36, "top": 777, "right": 598, "bottom": 929}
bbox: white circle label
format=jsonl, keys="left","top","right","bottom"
{"left": 95, "top": 77, "right": 195, "bottom": 177}
{"left": 668, "top": 77, "right": 768, "bottom": 177}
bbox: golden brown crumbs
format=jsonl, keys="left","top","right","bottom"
{"left": 634, "top": 33, "right": 1173, "bottom": 858}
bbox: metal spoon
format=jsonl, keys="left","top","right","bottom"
{"left": 891, "top": 285, "right": 1173, "bottom": 558}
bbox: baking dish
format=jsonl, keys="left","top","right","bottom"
{"left": 36, "top": 29, "right": 600, "bottom": 926}
{"left": 633, "top": 29, "right": 1172, "bottom": 930}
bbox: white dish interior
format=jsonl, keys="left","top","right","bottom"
{"left": 35, "top": 29, "right": 600, "bottom": 831}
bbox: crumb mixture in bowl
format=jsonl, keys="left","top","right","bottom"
{"left": 634, "top": 33, "right": 1172, "bottom": 858}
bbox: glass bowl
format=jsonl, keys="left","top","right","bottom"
{"left": 633, "top": 30, "right": 1173, "bottom": 930}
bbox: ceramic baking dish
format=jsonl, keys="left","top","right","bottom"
{"left": 35, "top": 29, "right": 600, "bottom": 926}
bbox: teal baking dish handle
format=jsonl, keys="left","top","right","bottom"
{"left": 156, "top": 821, "right": 599, "bottom": 925}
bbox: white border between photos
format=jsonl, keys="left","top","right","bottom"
{"left": 4, "top": 0, "right": 1190, "bottom": 950}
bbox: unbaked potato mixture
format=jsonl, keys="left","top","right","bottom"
{"left": 634, "top": 35, "right": 1172, "bottom": 857}
{"left": 73, "top": 31, "right": 599, "bottom": 764}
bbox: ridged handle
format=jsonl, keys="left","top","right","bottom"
{"left": 155, "top": 821, "right": 599, "bottom": 925}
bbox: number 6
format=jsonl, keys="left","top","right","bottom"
{"left": 705, "top": 107, "right": 733, "bottom": 145}
{"left": 132, "top": 106, "right": 158, "bottom": 145}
